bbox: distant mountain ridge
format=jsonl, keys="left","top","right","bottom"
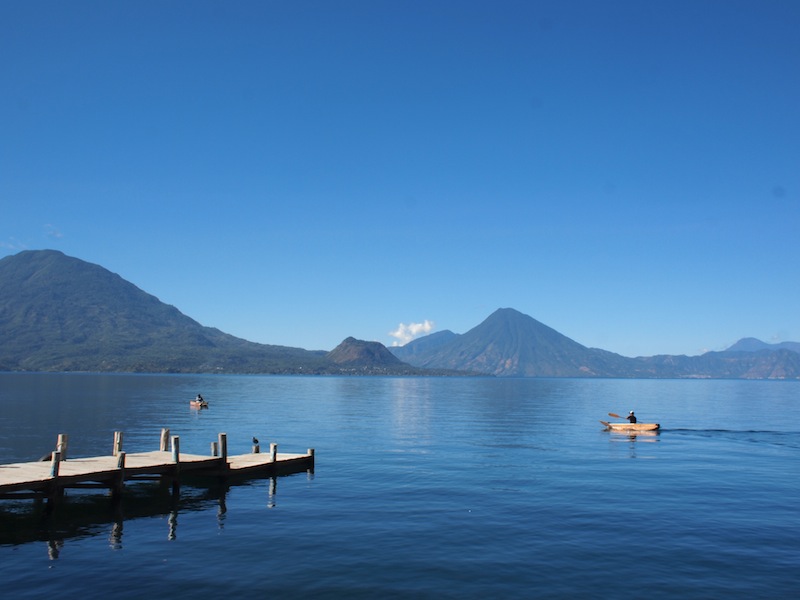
{"left": 0, "top": 250, "right": 418, "bottom": 374}
{"left": 390, "top": 308, "right": 800, "bottom": 379}
{"left": 725, "top": 337, "right": 800, "bottom": 354}
{"left": 392, "top": 308, "right": 631, "bottom": 377}
{"left": 1, "top": 250, "right": 798, "bottom": 378}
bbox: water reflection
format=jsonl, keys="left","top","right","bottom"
{"left": 607, "top": 429, "right": 660, "bottom": 459}
{"left": 0, "top": 473, "right": 295, "bottom": 559}
{"left": 109, "top": 518, "right": 123, "bottom": 550}
{"left": 268, "top": 476, "right": 277, "bottom": 508}
{"left": 168, "top": 509, "right": 178, "bottom": 541}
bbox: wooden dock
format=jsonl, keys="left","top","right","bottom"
{"left": 0, "top": 429, "right": 315, "bottom": 503}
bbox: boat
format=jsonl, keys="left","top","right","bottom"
{"left": 190, "top": 400, "right": 208, "bottom": 409}
{"left": 600, "top": 420, "right": 659, "bottom": 431}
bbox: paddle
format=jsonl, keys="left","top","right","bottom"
{"left": 608, "top": 412, "right": 623, "bottom": 419}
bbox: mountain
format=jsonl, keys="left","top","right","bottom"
{"left": 3, "top": 250, "right": 798, "bottom": 379}
{"left": 391, "top": 308, "right": 634, "bottom": 377}
{"left": 0, "top": 250, "right": 413, "bottom": 375}
{"left": 726, "top": 337, "right": 800, "bottom": 354}
{"left": 391, "top": 308, "right": 800, "bottom": 379}
{"left": 390, "top": 330, "right": 459, "bottom": 362}
{"left": 326, "top": 337, "right": 448, "bottom": 375}
{"left": 633, "top": 349, "right": 800, "bottom": 379}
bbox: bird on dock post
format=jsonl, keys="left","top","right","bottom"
{"left": 252, "top": 436, "right": 260, "bottom": 454}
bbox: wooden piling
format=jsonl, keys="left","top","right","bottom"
{"left": 49, "top": 451, "right": 61, "bottom": 478}
{"left": 218, "top": 433, "right": 228, "bottom": 463}
{"left": 171, "top": 436, "right": 180, "bottom": 464}
{"left": 113, "top": 452, "right": 126, "bottom": 499}
{"left": 270, "top": 442, "right": 278, "bottom": 462}
{"left": 171, "top": 436, "right": 181, "bottom": 495}
{"left": 47, "top": 450, "right": 63, "bottom": 508}
{"left": 160, "top": 428, "right": 170, "bottom": 452}
{"left": 56, "top": 434, "right": 68, "bottom": 461}
{"left": 113, "top": 431, "right": 124, "bottom": 456}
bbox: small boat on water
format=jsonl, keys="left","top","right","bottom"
{"left": 600, "top": 420, "right": 659, "bottom": 431}
{"left": 190, "top": 399, "right": 208, "bottom": 409}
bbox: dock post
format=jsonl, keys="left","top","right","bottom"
{"left": 218, "top": 433, "right": 228, "bottom": 461}
{"left": 160, "top": 428, "right": 170, "bottom": 452}
{"left": 211, "top": 441, "right": 218, "bottom": 457}
{"left": 171, "top": 436, "right": 181, "bottom": 496}
{"left": 171, "top": 436, "right": 180, "bottom": 463}
{"left": 218, "top": 433, "right": 228, "bottom": 475}
{"left": 113, "top": 452, "right": 126, "bottom": 500}
{"left": 307, "top": 448, "right": 316, "bottom": 476}
{"left": 113, "top": 431, "right": 124, "bottom": 456}
{"left": 49, "top": 451, "right": 62, "bottom": 478}
{"left": 47, "top": 450, "right": 63, "bottom": 510}
{"left": 56, "top": 434, "right": 68, "bottom": 461}
{"left": 252, "top": 442, "right": 260, "bottom": 454}
{"left": 270, "top": 442, "right": 278, "bottom": 463}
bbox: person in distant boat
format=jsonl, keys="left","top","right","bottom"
{"left": 196, "top": 394, "right": 204, "bottom": 403}
{"left": 627, "top": 411, "right": 637, "bottom": 423}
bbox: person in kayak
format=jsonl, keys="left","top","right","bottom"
{"left": 626, "top": 411, "right": 637, "bottom": 423}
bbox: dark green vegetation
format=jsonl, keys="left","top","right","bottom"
{"left": 0, "top": 250, "right": 433, "bottom": 375}
{"left": 2, "top": 250, "right": 798, "bottom": 378}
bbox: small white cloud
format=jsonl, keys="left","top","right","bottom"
{"left": 389, "top": 320, "right": 434, "bottom": 346}
{"left": 44, "top": 224, "right": 63, "bottom": 239}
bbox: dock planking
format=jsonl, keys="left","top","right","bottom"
{"left": 0, "top": 429, "right": 314, "bottom": 501}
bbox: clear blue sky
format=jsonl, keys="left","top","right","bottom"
{"left": 2, "top": 1, "right": 798, "bottom": 357}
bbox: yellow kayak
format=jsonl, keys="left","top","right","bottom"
{"left": 600, "top": 420, "right": 659, "bottom": 431}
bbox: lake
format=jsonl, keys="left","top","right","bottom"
{"left": 1, "top": 373, "right": 798, "bottom": 598}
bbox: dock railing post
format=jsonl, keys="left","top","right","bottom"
{"left": 171, "top": 436, "right": 181, "bottom": 496}
{"left": 56, "top": 434, "right": 68, "bottom": 461}
{"left": 270, "top": 443, "right": 278, "bottom": 463}
{"left": 171, "top": 436, "right": 180, "bottom": 464}
{"left": 48, "top": 450, "right": 63, "bottom": 508}
{"left": 211, "top": 441, "right": 218, "bottom": 457}
{"left": 113, "top": 451, "right": 126, "bottom": 500}
{"left": 49, "top": 451, "right": 62, "bottom": 478}
{"left": 218, "top": 433, "right": 228, "bottom": 474}
{"left": 113, "top": 431, "right": 124, "bottom": 456}
{"left": 160, "top": 428, "right": 170, "bottom": 452}
{"left": 307, "top": 448, "right": 315, "bottom": 476}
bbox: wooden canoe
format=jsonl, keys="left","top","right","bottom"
{"left": 600, "top": 420, "right": 659, "bottom": 431}
{"left": 190, "top": 400, "right": 208, "bottom": 408}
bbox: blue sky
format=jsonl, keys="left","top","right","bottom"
{"left": 2, "top": 0, "right": 798, "bottom": 357}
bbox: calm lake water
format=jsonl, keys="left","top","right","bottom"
{"left": 0, "top": 373, "right": 798, "bottom": 599}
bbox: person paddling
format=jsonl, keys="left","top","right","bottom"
{"left": 626, "top": 411, "right": 637, "bottom": 423}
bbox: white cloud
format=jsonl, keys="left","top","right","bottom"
{"left": 44, "top": 224, "right": 63, "bottom": 239}
{"left": 389, "top": 320, "right": 434, "bottom": 346}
